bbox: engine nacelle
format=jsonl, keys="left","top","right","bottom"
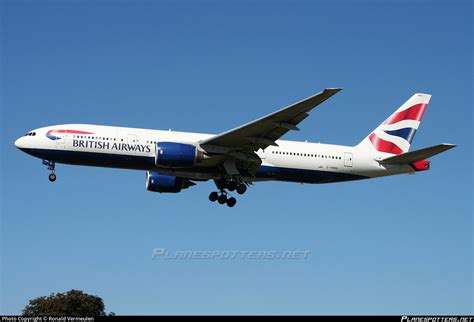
{"left": 146, "top": 171, "right": 194, "bottom": 193}
{"left": 155, "top": 142, "right": 202, "bottom": 168}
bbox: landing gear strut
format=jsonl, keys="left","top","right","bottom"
{"left": 43, "top": 160, "right": 56, "bottom": 182}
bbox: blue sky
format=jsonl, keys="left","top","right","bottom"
{"left": 1, "top": 0, "right": 472, "bottom": 315}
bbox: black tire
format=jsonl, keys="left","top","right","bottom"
{"left": 209, "top": 192, "right": 218, "bottom": 202}
{"left": 227, "top": 181, "right": 237, "bottom": 191}
{"left": 226, "top": 197, "right": 237, "bottom": 207}
{"left": 48, "top": 173, "right": 56, "bottom": 182}
{"left": 236, "top": 184, "right": 247, "bottom": 195}
{"left": 217, "top": 194, "right": 227, "bottom": 204}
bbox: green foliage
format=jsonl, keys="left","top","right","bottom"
{"left": 22, "top": 289, "right": 113, "bottom": 316}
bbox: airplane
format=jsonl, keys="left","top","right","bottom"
{"left": 15, "top": 88, "right": 456, "bottom": 207}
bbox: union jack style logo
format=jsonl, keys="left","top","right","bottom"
{"left": 369, "top": 103, "right": 428, "bottom": 154}
{"left": 46, "top": 129, "right": 94, "bottom": 141}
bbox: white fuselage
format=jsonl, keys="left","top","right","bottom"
{"left": 15, "top": 124, "right": 415, "bottom": 184}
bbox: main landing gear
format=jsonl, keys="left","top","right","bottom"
{"left": 208, "top": 180, "right": 247, "bottom": 208}
{"left": 43, "top": 160, "right": 56, "bottom": 182}
{"left": 208, "top": 191, "right": 237, "bottom": 207}
{"left": 222, "top": 181, "right": 247, "bottom": 195}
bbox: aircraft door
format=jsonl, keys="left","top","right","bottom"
{"left": 344, "top": 152, "right": 353, "bottom": 167}
{"left": 55, "top": 132, "right": 67, "bottom": 149}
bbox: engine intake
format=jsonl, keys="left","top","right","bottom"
{"left": 146, "top": 171, "right": 195, "bottom": 193}
{"left": 155, "top": 142, "right": 202, "bottom": 168}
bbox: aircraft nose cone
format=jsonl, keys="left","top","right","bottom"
{"left": 15, "top": 137, "right": 26, "bottom": 149}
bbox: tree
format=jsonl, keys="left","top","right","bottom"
{"left": 22, "top": 289, "right": 114, "bottom": 316}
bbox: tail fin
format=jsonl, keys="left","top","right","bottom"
{"left": 356, "top": 93, "right": 431, "bottom": 154}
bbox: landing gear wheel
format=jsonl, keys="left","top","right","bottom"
{"left": 226, "top": 197, "right": 237, "bottom": 208}
{"left": 217, "top": 194, "right": 227, "bottom": 204}
{"left": 236, "top": 184, "right": 247, "bottom": 195}
{"left": 48, "top": 173, "right": 57, "bottom": 182}
{"left": 227, "top": 181, "right": 237, "bottom": 192}
{"left": 209, "top": 192, "right": 218, "bottom": 202}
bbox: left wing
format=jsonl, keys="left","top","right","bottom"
{"left": 200, "top": 88, "right": 341, "bottom": 151}
{"left": 199, "top": 88, "right": 341, "bottom": 177}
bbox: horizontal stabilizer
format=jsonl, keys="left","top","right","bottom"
{"left": 379, "top": 143, "right": 456, "bottom": 164}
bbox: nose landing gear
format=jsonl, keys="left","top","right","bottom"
{"left": 43, "top": 160, "right": 56, "bottom": 182}
{"left": 48, "top": 173, "right": 57, "bottom": 182}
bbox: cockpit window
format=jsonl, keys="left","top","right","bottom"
{"left": 24, "top": 132, "right": 36, "bottom": 136}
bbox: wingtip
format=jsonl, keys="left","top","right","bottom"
{"left": 325, "top": 87, "right": 342, "bottom": 92}
{"left": 442, "top": 143, "right": 457, "bottom": 148}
